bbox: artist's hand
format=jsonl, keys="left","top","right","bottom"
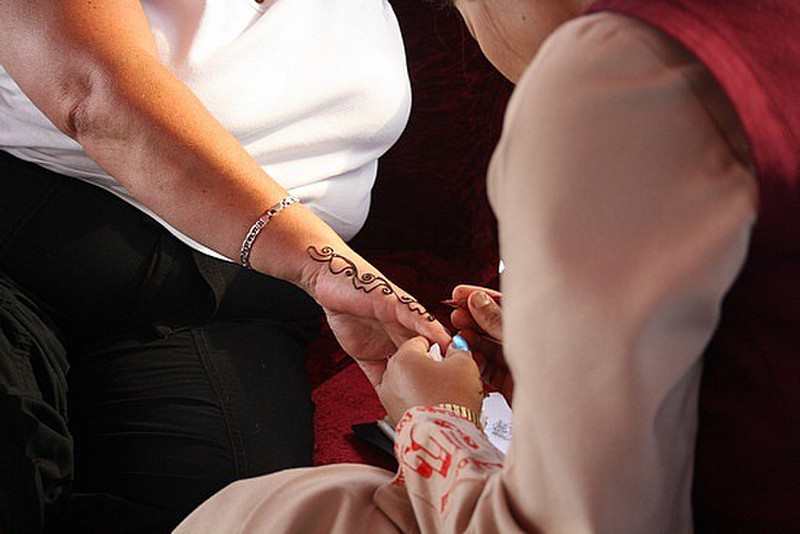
{"left": 375, "top": 337, "right": 484, "bottom": 425}
{"left": 303, "top": 245, "right": 451, "bottom": 387}
{"left": 450, "top": 285, "right": 514, "bottom": 401}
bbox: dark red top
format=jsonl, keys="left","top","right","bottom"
{"left": 584, "top": 1, "right": 799, "bottom": 531}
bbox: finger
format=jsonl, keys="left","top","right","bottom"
{"left": 376, "top": 336, "right": 431, "bottom": 398}
{"left": 459, "top": 330, "right": 504, "bottom": 361}
{"left": 455, "top": 329, "right": 483, "bottom": 353}
{"left": 387, "top": 305, "right": 451, "bottom": 351}
{"left": 390, "top": 291, "right": 451, "bottom": 348}
{"left": 451, "top": 285, "right": 502, "bottom": 304}
{"left": 444, "top": 334, "right": 470, "bottom": 358}
{"left": 450, "top": 307, "right": 479, "bottom": 331}
{"left": 467, "top": 291, "right": 502, "bottom": 341}
{"left": 416, "top": 317, "right": 451, "bottom": 348}
{"left": 457, "top": 331, "right": 509, "bottom": 385}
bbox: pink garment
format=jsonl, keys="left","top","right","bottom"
{"left": 175, "top": 12, "right": 758, "bottom": 534}
{"left": 586, "top": 1, "right": 800, "bottom": 529}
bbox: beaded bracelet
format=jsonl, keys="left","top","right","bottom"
{"left": 438, "top": 403, "right": 483, "bottom": 431}
{"left": 239, "top": 195, "right": 300, "bottom": 268}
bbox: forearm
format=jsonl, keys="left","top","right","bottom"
{"left": 73, "top": 60, "right": 292, "bottom": 255}
{"left": 0, "top": 0, "right": 345, "bottom": 284}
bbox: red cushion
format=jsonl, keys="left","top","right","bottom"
{"left": 311, "top": 363, "right": 396, "bottom": 470}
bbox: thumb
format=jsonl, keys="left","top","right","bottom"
{"left": 468, "top": 290, "right": 502, "bottom": 340}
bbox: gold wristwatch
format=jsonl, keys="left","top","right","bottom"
{"left": 437, "top": 403, "right": 483, "bottom": 431}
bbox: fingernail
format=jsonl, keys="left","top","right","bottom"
{"left": 452, "top": 334, "right": 470, "bottom": 351}
{"left": 473, "top": 291, "right": 492, "bottom": 308}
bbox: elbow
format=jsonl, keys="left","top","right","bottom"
{"left": 52, "top": 60, "right": 151, "bottom": 147}
{"left": 56, "top": 70, "right": 99, "bottom": 141}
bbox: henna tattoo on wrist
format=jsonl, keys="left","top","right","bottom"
{"left": 308, "top": 245, "right": 435, "bottom": 321}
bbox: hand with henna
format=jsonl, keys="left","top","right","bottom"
{"left": 449, "top": 285, "right": 514, "bottom": 402}
{"left": 0, "top": 0, "right": 451, "bottom": 423}
{"left": 375, "top": 337, "right": 484, "bottom": 426}
{"left": 303, "top": 245, "right": 451, "bottom": 388}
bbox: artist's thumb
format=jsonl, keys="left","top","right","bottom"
{"left": 468, "top": 290, "right": 502, "bottom": 340}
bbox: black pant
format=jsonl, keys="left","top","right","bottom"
{"left": 0, "top": 151, "right": 322, "bottom": 533}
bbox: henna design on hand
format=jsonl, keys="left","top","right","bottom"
{"left": 308, "top": 245, "right": 435, "bottom": 321}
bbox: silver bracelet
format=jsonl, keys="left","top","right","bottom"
{"left": 239, "top": 195, "right": 300, "bottom": 269}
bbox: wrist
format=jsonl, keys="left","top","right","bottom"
{"left": 244, "top": 203, "right": 347, "bottom": 293}
{"left": 239, "top": 196, "right": 300, "bottom": 269}
{"left": 437, "top": 403, "right": 484, "bottom": 431}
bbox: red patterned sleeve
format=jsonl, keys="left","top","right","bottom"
{"left": 390, "top": 406, "right": 508, "bottom": 532}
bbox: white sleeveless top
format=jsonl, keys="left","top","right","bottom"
{"left": 0, "top": 0, "right": 411, "bottom": 257}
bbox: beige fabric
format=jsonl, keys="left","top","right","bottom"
{"left": 175, "top": 13, "right": 757, "bottom": 534}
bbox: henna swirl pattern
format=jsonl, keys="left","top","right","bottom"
{"left": 308, "top": 245, "right": 435, "bottom": 321}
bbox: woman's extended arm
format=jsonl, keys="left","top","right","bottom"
{"left": 0, "top": 0, "right": 450, "bottom": 366}
{"left": 0, "top": 0, "right": 298, "bottom": 267}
